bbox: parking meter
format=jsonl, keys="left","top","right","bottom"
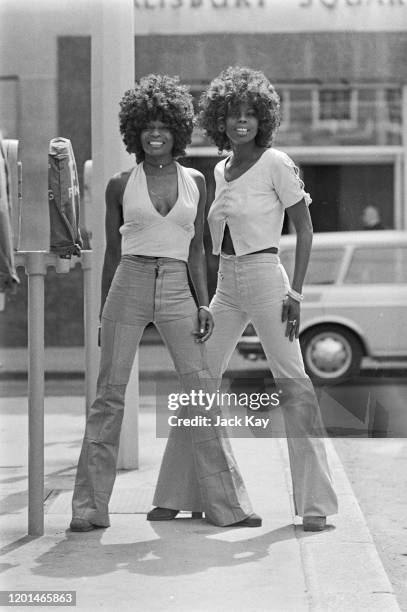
{"left": 48, "top": 137, "right": 83, "bottom": 258}
{"left": 0, "top": 136, "right": 19, "bottom": 310}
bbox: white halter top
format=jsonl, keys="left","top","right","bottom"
{"left": 120, "top": 162, "right": 199, "bottom": 262}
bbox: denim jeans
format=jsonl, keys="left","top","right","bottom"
{"left": 72, "top": 255, "right": 253, "bottom": 527}
{"left": 206, "top": 253, "right": 338, "bottom": 518}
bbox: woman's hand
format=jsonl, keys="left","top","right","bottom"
{"left": 282, "top": 295, "right": 301, "bottom": 341}
{"left": 192, "top": 307, "right": 214, "bottom": 343}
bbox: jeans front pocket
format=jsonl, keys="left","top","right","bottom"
{"left": 278, "top": 263, "right": 291, "bottom": 292}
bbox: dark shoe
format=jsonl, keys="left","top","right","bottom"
{"left": 146, "top": 507, "right": 179, "bottom": 521}
{"left": 303, "top": 516, "right": 326, "bottom": 532}
{"left": 69, "top": 518, "right": 103, "bottom": 532}
{"left": 228, "top": 513, "right": 262, "bottom": 528}
{"left": 146, "top": 508, "right": 204, "bottom": 521}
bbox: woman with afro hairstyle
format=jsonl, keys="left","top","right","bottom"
{"left": 199, "top": 66, "right": 338, "bottom": 532}
{"left": 70, "top": 74, "right": 260, "bottom": 532}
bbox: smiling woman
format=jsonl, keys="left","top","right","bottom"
{"left": 118, "top": 75, "right": 194, "bottom": 163}
{"left": 70, "top": 73, "right": 260, "bottom": 533}
{"left": 198, "top": 66, "right": 338, "bottom": 531}
{"left": 140, "top": 120, "right": 179, "bottom": 216}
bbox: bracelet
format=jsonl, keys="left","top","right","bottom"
{"left": 287, "top": 288, "right": 304, "bottom": 302}
{"left": 198, "top": 305, "right": 211, "bottom": 314}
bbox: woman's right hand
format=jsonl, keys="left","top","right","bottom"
{"left": 192, "top": 307, "right": 214, "bottom": 343}
{"left": 281, "top": 295, "right": 301, "bottom": 341}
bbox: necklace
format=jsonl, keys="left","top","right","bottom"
{"left": 144, "top": 159, "right": 174, "bottom": 170}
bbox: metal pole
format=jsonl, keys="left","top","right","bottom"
{"left": 91, "top": 0, "right": 137, "bottom": 469}
{"left": 402, "top": 85, "right": 407, "bottom": 230}
{"left": 25, "top": 251, "right": 47, "bottom": 536}
{"left": 81, "top": 250, "right": 95, "bottom": 414}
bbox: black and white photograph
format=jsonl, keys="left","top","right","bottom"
{"left": 0, "top": 0, "right": 407, "bottom": 610}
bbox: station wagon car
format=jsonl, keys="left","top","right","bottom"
{"left": 237, "top": 230, "right": 407, "bottom": 384}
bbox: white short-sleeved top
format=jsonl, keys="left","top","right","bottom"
{"left": 207, "top": 148, "right": 312, "bottom": 256}
{"left": 119, "top": 162, "right": 199, "bottom": 262}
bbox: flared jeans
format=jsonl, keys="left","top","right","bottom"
{"left": 206, "top": 253, "right": 338, "bottom": 518}
{"left": 71, "top": 255, "right": 253, "bottom": 527}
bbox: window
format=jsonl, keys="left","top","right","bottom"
{"left": 313, "top": 87, "right": 357, "bottom": 129}
{"left": 280, "top": 248, "right": 344, "bottom": 285}
{"left": 189, "top": 86, "right": 205, "bottom": 113}
{"left": 276, "top": 89, "right": 290, "bottom": 129}
{"left": 319, "top": 89, "right": 351, "bottom": 121}
{"left": 385, "top": 89, "right": 402, "bottom": 125}
{"left": 344, "top": 247, "right": 407, "bottom": 285}
{"left": 188, "top": 83, "right": 210, "bottom": 146}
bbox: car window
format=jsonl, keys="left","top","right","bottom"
{"left": 280, "top": 248, "right": 344, "bottom": 285}
{"left": 344, "top": 246, "right": 407, "bottom": 284}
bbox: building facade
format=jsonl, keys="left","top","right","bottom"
{"left": 0, "top": 0, "right": 406, "bottom": 344}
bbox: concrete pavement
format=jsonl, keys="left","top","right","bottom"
{"left": 0, "top": 389, "right": 401, "bottom": 612}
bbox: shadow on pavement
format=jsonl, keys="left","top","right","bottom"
{"left": 31, "top": 523, "right": 295, "bottom": 579}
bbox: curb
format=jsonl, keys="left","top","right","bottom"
{"left": 287, "top": 438, "right": 401, "bottom": 612}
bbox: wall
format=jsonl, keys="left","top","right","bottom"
{"left": 0, "top": 0, "right": 92, "bottom": 250}
{"left": 134, "top": 32, "right": 407, "bottom": 82}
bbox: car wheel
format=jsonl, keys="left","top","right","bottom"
{"left": 300, "top": 325, "right": 364, "bottom": 384}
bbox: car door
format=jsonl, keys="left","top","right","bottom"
{"left": 280, "top": 246, "right": 345, "bottom": 327}
{"left": 339, "top": 244, "right": 407, "bottom": 357}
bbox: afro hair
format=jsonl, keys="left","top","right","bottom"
{"left": 198, "top": 66, "right": 280, "bottom": 153}
{"left": 119, "top": 74, "right": 194, "bottom": 162}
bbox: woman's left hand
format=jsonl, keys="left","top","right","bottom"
{"left": 282, "top": 295, "right": 301, "bottom": 341}
{"left": 193, "top": 308, "right": 214, "bottom": 343}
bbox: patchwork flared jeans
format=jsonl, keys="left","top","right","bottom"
{"left": 206, "top": 253, "right": 338, "bottom": 518}
{"left": 71, "top": 255, "right": 253, "bottom": 527}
